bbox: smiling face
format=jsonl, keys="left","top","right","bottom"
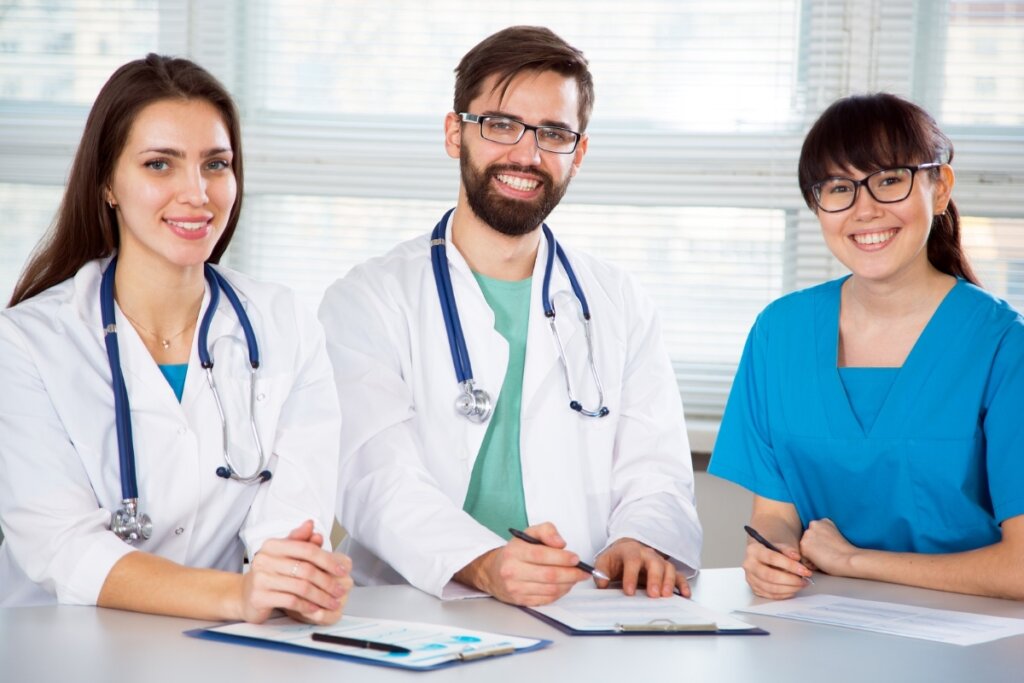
{"left": 445, "top": 69, "right": 588, "bottom": 237}
{"left": 816, "top": 163, "right": 953, "bottom": 284}
{"left": 106, "top": 98, "right": 236, "bottom": 274}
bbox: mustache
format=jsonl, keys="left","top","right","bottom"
{"left": 486, "top": 164, "right": 551, "bottom": 185}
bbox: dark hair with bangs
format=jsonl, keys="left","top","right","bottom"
{"left": 453, "top": 25, "right": 595, "bottom": 132}
{"left": 9, "top": 54, "right": 244, "bottom": 307}
{"left": 798, "top": 92, "right": 978, "bottom": 286}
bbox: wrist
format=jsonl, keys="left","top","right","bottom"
{"left": 454, "top": 548, "right": 498, "bottom": 595}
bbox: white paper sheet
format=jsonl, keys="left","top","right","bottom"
{"left": 739, "top": 594, "right": 1024, "bottom": 646}
{"left": 530, "top": 585, "right": 757, "bottom": 632}
{"left": 208, "top": 615, "right": 542, "bottom": 669}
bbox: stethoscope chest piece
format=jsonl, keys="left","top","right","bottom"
{"left": 110, "top": 498, "right": 152, "bottom": 544}
{"left": 454, "top": 380, "right": 492, "bottom": 423}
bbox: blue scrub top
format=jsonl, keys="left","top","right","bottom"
{"left": 709, "top": 277, "right": 1024, "bottom": 554}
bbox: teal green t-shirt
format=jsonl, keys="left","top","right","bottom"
{"left": 158, "top": 363, "right": 188, "bottom": 402}
{"left": 462, "top": 273, "right": 531, "bottom": 539}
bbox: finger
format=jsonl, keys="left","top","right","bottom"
{"left": 674, "top": 574, "right": 691, "bottom": 599}
{"left": 620, "top": 556, "right": 642, "bottom": 596}
{"left": 643, "top": 555, "right": 666, "bottom": 598}
{"left": 657, "top": 561, "right": 677, "bottom": 598}
{"left": 259, "top": 551, "right": 352, "bottom": 602}
{"left": 261, "top": 538, "right": 351, "bottom": 578}
{"left": 512, "top": 541, "right": 580, "bottom": 569}
{"left": 524, "top": 521, "right": 566, "bottom": 549}
{"left": 286, "top": 519, "right": 316, "bottom": 541}
{"left": 752, "top": 543, "right": 811, "bottom": 579}
{"left": 259, "top": 569, "right": 345, "bottom": 613}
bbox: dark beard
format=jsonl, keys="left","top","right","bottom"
{"left": 460, "top": 154, "right": 571, "bottom": 237}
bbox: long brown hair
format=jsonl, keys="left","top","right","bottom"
{"left": 454, "top": 26, "right": 595, "bottom": 132}
{"left": 8, "top": 54, "right": 244, "bottom": 307}
{"left": 798, "top": 92, "right": 979, "bottom": 286}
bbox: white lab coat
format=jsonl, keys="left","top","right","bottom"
{"left": 319, "top": 214, "right": 702, "bottom": 598}
{"left": 0, "top": 258, "right": 340, "bottom": 606}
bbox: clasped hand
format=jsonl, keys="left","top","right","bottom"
{"left": 241, "top": 519, "right": 353, "bottom": 624}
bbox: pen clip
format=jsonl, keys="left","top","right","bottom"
{"left": 456, "top": 644, "right": 516, "bottom": 661}
{"left": 615, "top": 618, "right": 718, "bottom": 632}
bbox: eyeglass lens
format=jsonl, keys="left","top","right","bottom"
{"left": 479, "top": 117, "right": 578, "bottom": 153}
{"left": 815, "top": 167, "right": 915, "bottom": 211}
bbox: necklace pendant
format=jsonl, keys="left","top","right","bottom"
{"left": 161, "top": 339, "right": 171, "bottom": 350}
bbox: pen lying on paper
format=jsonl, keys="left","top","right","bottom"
{"left": 508, "top": 528, "right": 611, "bottom": 581}
{"left": 311, "top": 632, "right": 411, "bottom": 654}
{"left": 743, "top": 525, "right": 815, "bottom": 585}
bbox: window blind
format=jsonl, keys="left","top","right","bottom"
{"left": 1, "top": 0, "right": 1021, "bottom": 451}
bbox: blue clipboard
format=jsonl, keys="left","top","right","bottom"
{"left": 185, "top": 625, "right": 551, "bottom": 672}
{"left": 521, "top": 606, "right": 769, "bottom": 636}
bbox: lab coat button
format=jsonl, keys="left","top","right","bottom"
{"left": 257, "top": 393, "right": 266, "bottom": 402}
{"left": 177, "top": 426, "right": 187, "bottom": 435}
{"left": 175, "top": 527, "right": 185, "bottom": 535}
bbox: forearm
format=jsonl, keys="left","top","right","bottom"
{"left": 750, "top": 497, "right": 803, "bottom": 546}
{"left": 845, "top": 542, "right": 1024, "bottom": 600}
{"left": 97, "top": 551, "right": 244, "bottom": 620}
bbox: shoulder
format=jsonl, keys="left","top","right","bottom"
{"left": 954, "top": 281, "right": 1024, "bottom": 330}
{"left": 748, "top": 277, "right": 843, "bottom": 339}
{"left": 2, "top": 260, "right": 102, "bottom": 337}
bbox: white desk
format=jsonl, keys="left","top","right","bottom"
{"left": 4, "top": 568, "right": 1023, "bottom": 682}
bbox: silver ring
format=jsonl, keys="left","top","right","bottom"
{"left": 290, "top": 562, "right": 300, "bottom": 577}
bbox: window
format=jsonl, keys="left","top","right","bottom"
{"left": 3, "top": 1, "right": 1022, "bottom": 450}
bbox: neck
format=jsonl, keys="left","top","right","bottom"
{"left": 112, "top": 251, "right": 206, "bottom": 340}
{"left": 450, "top": 197, "right": 541, "bottom": 281}
{"left": 844, "top": 261, "right": 955, "bottom": 319}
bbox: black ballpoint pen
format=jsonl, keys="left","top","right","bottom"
{"left": 508, "top": 528, "right": 611, "bottom": 581}
{"left": 743, "top": 525, "right": 815, "bottom": 584}
{"left": 311, "top": 632, "right": 411, "bottom": 654}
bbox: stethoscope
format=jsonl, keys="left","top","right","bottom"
{"left": 100, "top": 257, "right": 270, "bottom": 544}
{"left": 430, "top": 209, "right": 609, "bottom": 423}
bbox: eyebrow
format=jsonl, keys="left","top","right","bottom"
{"left": 137, "top": 147, "right": 232, "bottom": 158}
{"left": 481, "top": 110, "right": 576, "bottom": 131}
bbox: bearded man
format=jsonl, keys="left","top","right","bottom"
{"left": 319, "top": 25, "right": 702, "bottom": 606}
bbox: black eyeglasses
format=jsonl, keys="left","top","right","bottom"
{"left": 811, "top": 163, "right": 943, "bottom": 213}
{"left": 459, "top": 113, "right": 581, "bottom": 154}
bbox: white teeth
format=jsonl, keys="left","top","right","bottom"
{"left": 166, "top": 219, "right": 207, "bottom": 231}
{"left": 853, "top": 229, "right": 897, "bottom": 245}
{"left": 496, "top": 174, "right": 539, "bottom": 191}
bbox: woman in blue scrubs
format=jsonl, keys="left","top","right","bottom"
{"left": 709, "top": 93, "right": 1024, "bottom": 600}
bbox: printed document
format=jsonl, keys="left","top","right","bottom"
{"left": 206, "top": 615, "right": 544, "bottom": 669}
{"left": 740, "top": 594, "right": 1024, "bottom": 646}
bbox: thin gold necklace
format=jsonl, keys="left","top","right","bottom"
{"left": 120, "top": 307, "right": 200, "bottom": 350}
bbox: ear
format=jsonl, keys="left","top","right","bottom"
{"left": 443, "top": 112, "right": 462, "bottom": 160}
{"left": 932, "top": 164, "right": 955, "bottom": 214}
{"left": 105, "top": 187, "right": 117, "bottom": 208}
{"left": 569, "top": 132, "right": 589, "bottom": 178}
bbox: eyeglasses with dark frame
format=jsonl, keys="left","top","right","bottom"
{"left": 459, "top": 112, "right": 581, "bottom": 154}
{"left": 810, "top": 163, "right": 943, "bottom": 213}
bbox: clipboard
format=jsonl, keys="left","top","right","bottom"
{"left": 522, "top": 605, "right": 768, "bottom": 636}
{"left": 520, "top": 586, "right": 768, "bottom": 636}
{"left": 185, "top": 615, "right": 551, "bottom": 671}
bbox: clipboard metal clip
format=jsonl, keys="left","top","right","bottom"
{"left": 456, "top": 644, "right": 516, "bottom": 661}
{"left": 615, "top": 618, "right": 718, "bottom": 633}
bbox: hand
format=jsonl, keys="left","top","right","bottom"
{"left": 799, "top": 518, "right": 859, "bottom": 578}
{"left": 742, "top": 535, "right": 814, "bottom": 600}
{"left": 454, "top": 522, "right": 588, "bottom": 606}
{"left": 240, "top": 519, "right": 353, "bottom": 625}
{"left": 594, "top": 538, "right": 690, "bottom": 598}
